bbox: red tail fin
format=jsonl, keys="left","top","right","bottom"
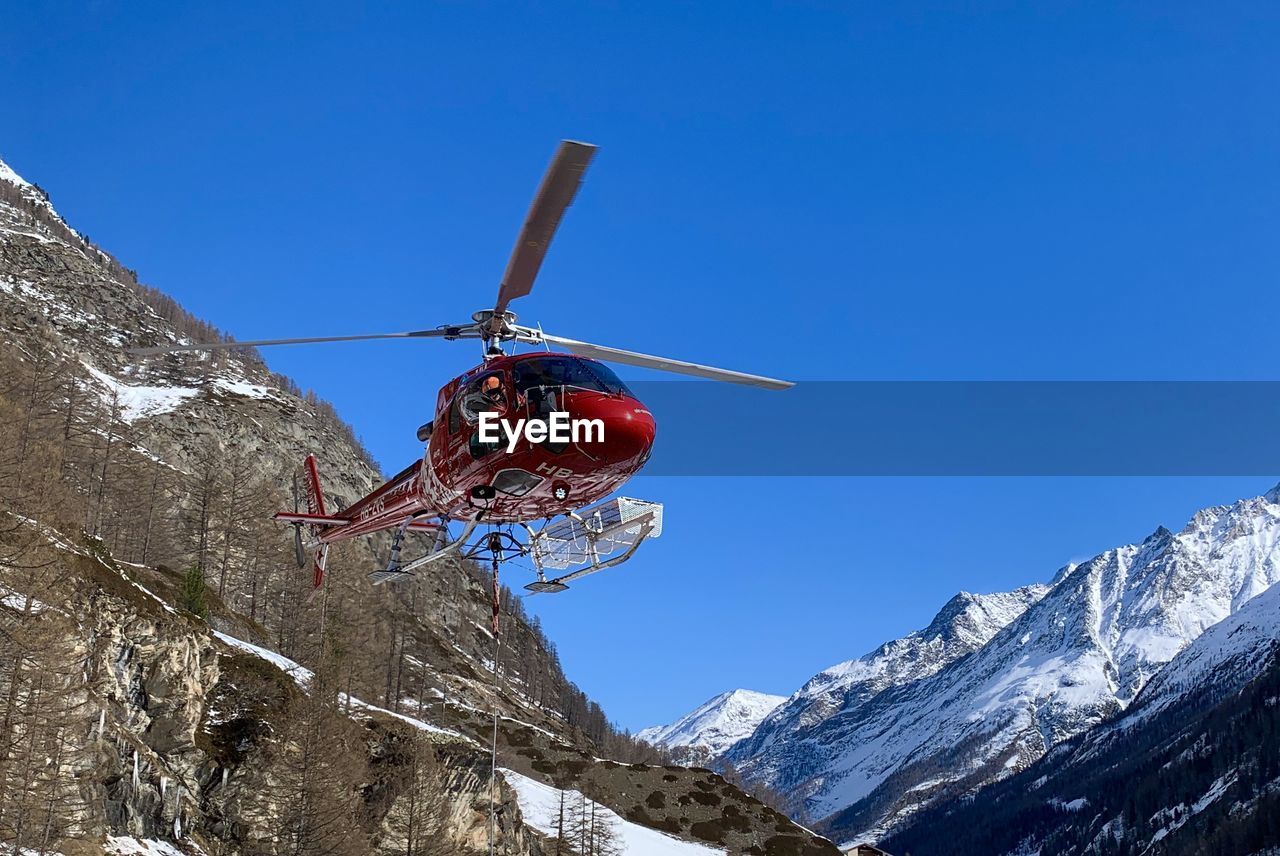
{"left": 275, "top": 455, "right": 342, "bottom": 591}
{"left": 302, "top": 454, "right": 327, "bottom": 518}
{"left": 304, "top": 455, "right": 328, "bottom": 589}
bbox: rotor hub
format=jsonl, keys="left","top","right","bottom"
{"left": 472, "top": 309, "right": 518, "bottom": 334}
{"left": 473, "top": 309, "right": 520, "bottom": 353}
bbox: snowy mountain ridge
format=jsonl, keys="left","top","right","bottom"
{"left": 725, "top": 583, "right": 1048, "bottom": 782}
{"left": 883, "top": 557, "right": 1280, "bottom": 855}
{"left": 725, "top": 483, "right": 1280, "bottom": 845}
{"left": 1112, "top": 568, "right": 1280, "bottom": 734}
{"left": 638, "top": 689, "right": 787, "bottom": 761}
{"left": 0, "top": 156, "right": 71, "bottom": 231}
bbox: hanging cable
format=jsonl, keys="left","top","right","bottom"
{"left": 487, "top": 531, "right": 503, "bottom": 856}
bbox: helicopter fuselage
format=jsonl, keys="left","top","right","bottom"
{"left": 138, "top": 140, "right": 788, "bottom": 591}
{"left": 304, "top": 352, "right": 657, "bottom": 543}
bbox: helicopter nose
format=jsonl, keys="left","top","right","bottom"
{"left": 606, "top": 400, "right": 656, "bottom": 463}
{"left": 573, "top": 394, "right": 655, "bottom": 465}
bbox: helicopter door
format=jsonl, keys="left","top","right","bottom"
{"left": 427, "top": 379, "right": 459, "bottom": 475}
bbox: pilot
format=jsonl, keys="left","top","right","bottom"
{"left": 482, "top": 375, "right": 506, "bottom": 409}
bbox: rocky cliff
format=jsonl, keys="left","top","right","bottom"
{"left": 2, "top": 529, "right": 537, "bottom": 855}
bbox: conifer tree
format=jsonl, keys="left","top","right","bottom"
{"left": 180, "top": 564, "right": 208, "bottom": 619}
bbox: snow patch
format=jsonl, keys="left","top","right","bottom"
{"left": 1147, "top": 772, "right": 1237, "bottom": 845}
{"left": 213, "top": 631, "right": 314, "bottom": 686}
{"left": 211, "top": 377, "right": 279, "bottom": 401}
{"left": 0, "top": 586, "right": 47, "bottom": 613}
{"left": 83, "top": 364, "right": 198, "bottom": 423}
{"left": 0, "top": 159, "right": 43, "bottom": 197}
{"left": 105, "top": 837, "right": 195, "bottom": 856}
{"left": 340, "top": 693, "right": 468, "bottom": 741}
{"left": 500, "top": 768, "right": 726, "bottom": 855}
{"left": 1051, "top": 797, "right": 1089, "bottom": 812}
{"left": 212, "top": 632, "right": 468, "bottom": 741}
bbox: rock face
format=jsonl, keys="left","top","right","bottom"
{"left": 726, "top": 486, "right": 1280, "bottom": 845}
{"left": 639, "top": 689, "right": 788, "bottom": 767}
{"left": 4, "top": 539, "right": 535, "bottom": 855}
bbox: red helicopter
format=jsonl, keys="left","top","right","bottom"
{"left": 132, "top": 141, "right": 791, "bottom": 594}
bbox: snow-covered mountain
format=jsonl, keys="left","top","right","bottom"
{"left": 883, "top": 568, "right": 1280, "bottom": 856}
{"left": 1118, "top": 551, "right": 1280, "bottom": 732}
{"left": 729, "top": 584, "right": 1048, "bottom": 774}
{"left": 639, "top": 689, "right": 787, "bottom": 764}
{"left": 729, "top": 484, "right": 1280, "bottom": 845}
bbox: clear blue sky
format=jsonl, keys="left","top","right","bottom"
{"left": 3, "top": 2, "right": 1278, "bottom": 730}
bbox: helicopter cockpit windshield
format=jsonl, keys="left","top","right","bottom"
{"left": 513, "top": 356, "right": 631, "bottom": 420}
{"left": 514, "top": 356, "right": 630, "bottom": 395}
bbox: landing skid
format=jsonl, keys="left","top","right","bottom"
{"left": 368, "top": 515, "right": 477, "bottom": 585}
{"left": 524, "top": 580, "right": 569, "bottom": 594}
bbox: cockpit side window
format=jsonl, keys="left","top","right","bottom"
{"left": 451, "top": 371, "right": 510, "bottom": 459}
{"left": 456, "top": 371, "right": 509, "bottom": 427}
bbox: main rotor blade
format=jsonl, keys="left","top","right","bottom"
{"left": 493, "top": 140, "right": 598, "bottom": 320}
{"left": 539, "top": 333, "right": 794, "bottom": 390}
{"left": 128, "top": 328, "right": 459, "bottom": 356}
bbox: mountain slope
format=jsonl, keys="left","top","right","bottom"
{"left": 0, "top": 530, "right": 540, "bottom": 854}
{"left": 639, "top": 689, "right": 788, "bottom": 764}
{"left": 0, "top": 151, "right": 586, "bottom": 738}
{"left": 0, "top": 154, "right": 842, "bottom": 855}
{"left": 728, "top": 485, "right": 1280, "bottom": 845}
{"left": 726, "top": 584, "right": 1048, "bottom": 808}
{"left": 882, "top": 577, "right": 1280, "bottom": 855}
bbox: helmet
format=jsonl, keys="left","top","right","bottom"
{"left": 483, "top": 375, "right": 502, "bottom": 393}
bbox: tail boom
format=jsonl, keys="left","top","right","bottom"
{"left": 276, "top": 454, "right": 439, "bottom": 590}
